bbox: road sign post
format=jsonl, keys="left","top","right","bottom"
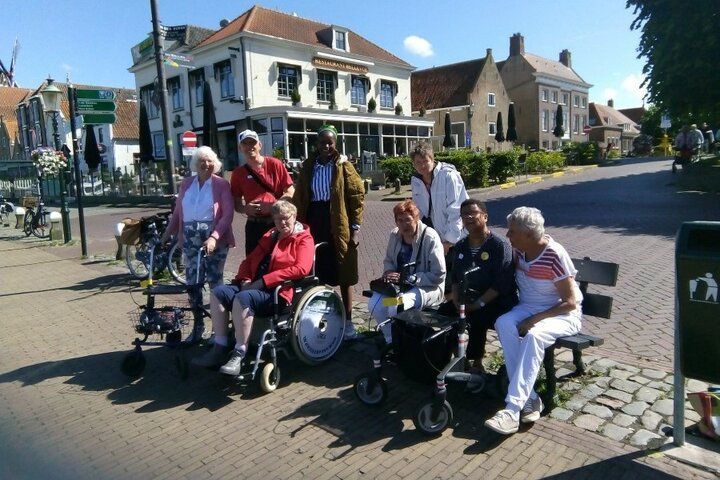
{"left": 76, "top": 89, "right": 117, "bottom": 124}
{"left": 181, "top": 131, "right": 197, "bottom": 148}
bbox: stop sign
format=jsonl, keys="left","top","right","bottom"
{"left": 181, "top": 131, "right": 197, "bottom": 148}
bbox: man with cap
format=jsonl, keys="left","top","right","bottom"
{"left": 232, "top": 129, "right": 295, "bottom": 254}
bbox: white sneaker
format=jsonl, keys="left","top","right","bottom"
{"left": 521, "top": 396, "right": 544, "bottom": 423}
{"left": 484, "top": 409, "right": 519, "bottom": 435}
{"left": 344, "top": 321, "right": 358, "bottom": 340}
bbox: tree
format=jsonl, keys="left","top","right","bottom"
{"left": 552, "top": 105, "right": 564, "bottom": 138}
{"left": 494, "top": 111, "right": 505, "bottom": 142}
{"left": 627, "top": 0, "right": 720, "bottom": 119}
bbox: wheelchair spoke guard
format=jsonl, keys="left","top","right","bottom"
{"left": 291, "top": 286, "right": 345, "bottom": 365}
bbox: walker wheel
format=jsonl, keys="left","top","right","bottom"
{"left": 259, "top": 362, "right": 280, "bottom": 393}
{"left": 413, "top": 398, "right": 454, "bottom": 436}
{"left": 353, "top": 373, "right": 388, "bottom": 407}
{"left": 121, "top": 350, "right": 146, "bottom": 378}
{"left": 166, "top": 330, "right": 182, "bottom": 344}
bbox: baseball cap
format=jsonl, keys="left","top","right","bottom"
{"left": 238, "top": 129, "right": 259, "bottom": 144}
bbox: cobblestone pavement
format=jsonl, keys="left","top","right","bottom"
{"left": 1, "top": 157, "right": 719, "bottom": 478}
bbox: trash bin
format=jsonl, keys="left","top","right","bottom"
{"left": 675, "top": 221, "right": 720, "bottom": 384}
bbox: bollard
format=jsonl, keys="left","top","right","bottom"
{"left": 114, "top": 222, "right": 125, "bottom": 260}
{"left": 15, "top": 207, "right": 25, "bottom": 229}
{"left": 394, "top": 178, "right": 401, "bottom": 194}
{"left": 363, "top": 178, "right": 371, "bottom": 194}
{"left": 49, "top": 211, "right": 63, "bottom": 241}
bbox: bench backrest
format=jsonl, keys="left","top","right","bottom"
{"left": 572, "top": 257, "right": 620, "bottom": 319}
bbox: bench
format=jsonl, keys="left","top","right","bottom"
{"left": 542, "top": 256, "right": 620, "bottom": 409}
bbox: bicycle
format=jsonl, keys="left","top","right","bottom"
{"left": 123, "top": 212, "right": 186, "bottom": 284}
{"left": 0, "top": 196, "right": 14, "bottom": 226}
{"left": 23, "top": 196, "right": 51, "bottom": 239}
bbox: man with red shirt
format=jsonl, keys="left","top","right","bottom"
{"left": 231, "top": 129, "right": 295, "bottom": 254}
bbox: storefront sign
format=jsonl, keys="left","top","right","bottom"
{"left": 312, "top": 57, "right": 368, "bottom": 74}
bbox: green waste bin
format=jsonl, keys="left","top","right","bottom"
{"left": 675, "top": 221, "right": 720, "bottom": 384}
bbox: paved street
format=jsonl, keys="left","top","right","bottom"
{"left": 1, "top": 156, "right": 719, "bottom": 479}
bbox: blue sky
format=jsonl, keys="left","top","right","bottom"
{"left": 2, "top": 0, "right": 647, "bottom": 109}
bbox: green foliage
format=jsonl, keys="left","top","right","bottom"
{"left": 329, "top": 94, "right": 336, "bottom": 110}
{"left": 419, "top": 106, "right": 426, "bottom": 117}
{"left": 628, "top": 0, "right": 720, "bottom": 118}
{"left": 379, "top": 157, "right": 413, "bottom": 184}
{"left": 272, "top": 148, "right": 285, "bottom": 160}
{"left": 395, "top": 103, "right": 403, "bottom": 116}
{"left": 561, "top": 142, "right": 599, "bottom": 165}
{"left": 435, "top": 149, "right": 489, "bottom": 188}
{"left": 367, "top": 97, "right": 377, "bottom": 113}
{"left": 526, "top": 150, "right": 566, "bottom": 173}
{"left": 487, "top": 150, "right": 519, "bottom": 183}
{"left": 290, "top": 88, "right": 301, "bottom": 105}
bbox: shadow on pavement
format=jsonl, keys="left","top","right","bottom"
{"left": 542, "top": 449, "right": 681, "bottom": 479}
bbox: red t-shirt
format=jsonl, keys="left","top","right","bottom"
{"left": 230, "top": 156, "right": 293, "bottom": 206}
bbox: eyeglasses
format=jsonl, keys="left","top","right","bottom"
{"left": 461, "top": 211, "right": 486, "bottom": 219}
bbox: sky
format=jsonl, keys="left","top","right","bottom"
{"left": 1, "top": 0, "right": 647, "bottom": 109}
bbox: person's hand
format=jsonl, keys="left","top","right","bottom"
{"left": 244, "top": 201, "right": 262, "bottom": 217}
{"left": 442, "top": 241, "right": 453, "bottom": 255}
{"left": 383, "top": 271, "right": 400, "bottom": 283}
{"left": 350, "top": 229, "right": 360, "bottom": 248}
{"left": 518, "top": 316, "right": 538, "bottom": 336}
{"left": 258, "top": 201, "right": 272, "bottom": 216}
{"left": 203, "top": 236, "right": 217, "bottom": 255}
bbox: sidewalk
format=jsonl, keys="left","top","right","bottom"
{"left": 1, "top": 226, "right": 718, "bottom": 479}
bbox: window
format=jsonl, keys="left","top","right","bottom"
{"left": 190, "top": 69, "right": 205, "bottom": 106}
{"left": 140, "top": 84, "right": 159, "bottom": 118}
{"left": 551, "top": 91, "right": 558, "bottom": 103}
{"left": 487, "top": 92, "right": 496, "bottom": 106}
{"left": 451, "top": 122, "right": 466, "bottom": 147}
{"left": 541, "top": 110, "right": 549, "bottom": 131}
{"left": 582, "top": 115, "right": 587, "bottom": 130}
{"left": 351, "top": 76, "right": 368, "bottom": 105}
{"left": 561, "top": 93, "right": 568, "bottom": 105}
{"left": 573, "top": 95, "right": 580, "bottom": 107}
{"left": 573, "top": 114, "right": 580, "bottom": 134}
{"left": 334, "top": 30, "right": 346, "bottom": 50}
{"left": 278, "top": 65, "right": 299, "bottom": 97}
{"left": 542, "top": 89, "right": 549, "bottom": 102}
{"left": 380, "top": 81, "right": 396, "bottom": 108}
{"left": 214, "top": 60, "right": 234, "bottom": 99}
{"left": 316, "top": 70, "right": 335, "bottom": 102}
{"left": 581, "top": 97, "right": 587, "bottom": 108}
{"left": 168, "top": 76, "right": 183, "bottom": 110}
{"left": 152, "top": 132, "right": 165, "bottom": 158}
{"left": 488, "top": 122, "right": 496, "bottom": 135}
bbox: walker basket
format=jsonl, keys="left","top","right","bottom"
{"left": 120, "top": 218, "right": 143, "bottom": 245}
{"left": 21, "top": 196, "right": 39, "bottom": 208}
{"left": 130, "top": 304, "right": 188, "bottom": 336}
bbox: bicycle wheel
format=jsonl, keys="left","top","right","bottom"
{"left": 167, "top": 241, "right": 187, "bottom": 285}
{"left": 32, "top": 209, "right": 51, "bottom": 239}
{"left": 125, "top": 243, "right": 151, "bottom": 279}
{"left": 23, "top": 209, "right": 34, "bottom": 237}
{"left": 0, "top": 207, "right": 9, "bottom": 226}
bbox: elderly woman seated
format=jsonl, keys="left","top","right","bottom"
{"left": 368, "top": 200, "right": 446, "bottom": 344}
{"left": 192, "top": 200, "right": 314, "bottom": 375}
{"left": 484, "top": 207, "right": 583, "bottom": 435}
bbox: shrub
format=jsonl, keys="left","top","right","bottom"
{"left": 526, "top": 151, "right": 565, "bottom": 173}
{"left": 487, "top": 150, "right": 519, "bottom": 183}
{"left": 367, "top": 97, "right": 376, "bottom": 113}
{"left": 562, "top": 142, "right": 599, "bottom": 165}
{"left": 379, "top": 157, "right": 413, "bottom": 184}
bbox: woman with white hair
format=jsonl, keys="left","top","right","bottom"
{"left": 162, "top": 146, "right": 235, "bottom": 343}
{"left": 484, "top": 206, "right": 583, "bottom": 435}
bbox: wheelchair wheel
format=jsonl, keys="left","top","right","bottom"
{"left": 121, "top": 350, "right": 146, "bottom": 378}
{"left": 290, "top": 285, "right": 346, "bottom": 365}
{"left": 413, "top": 398, "right": 454, "bottom": 436}
{"left": 353, "top": 373, "right": 388, "bottom": 407}
{"left": 259, "top": 362, "right": 280, "bottom": 393}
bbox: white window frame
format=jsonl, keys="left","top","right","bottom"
{"left": 561, "top": 93, "right": 568, "bottom": 105}
{"left": 215, "top": 60, "right": 234, "bottom": 99}
{"left": 542, "top": 89, "right": 549, "bottom": 102}
{"left": 278, "top": 64, "right": 300, "bottom": 98}
{"left": 551, "top": 91, "right": 558, "bottom": 103}
{"left": 316, "top": 70, "right": 335, "bottom": 102}
{"left": 190, "top": 69, "right": 204, "bottom": 106}
{"left": 581, "top": 97, "right": 587, "bottom": 108}
{"left": 334, "top": 30, "right": 347, "bottom": 51}
{"left": 488, "top": 92, "right": 496, "bottom": 107}
{"left": 380, "top": 80, "right": 396, "bottom": 108}
{"left": 488, "top": 122, "right": 496, "bottom": 135}
{"left": 351, "top": 76, "right": 368, "bottom": 106}
{"left": 541, "top": 109, "right": 549, "bottom": 132}
{"left": 168, "top": 76, "right": 183, "bottom": 111}
{"left": 573, "top": 95, "right": 580, "bottom": 107}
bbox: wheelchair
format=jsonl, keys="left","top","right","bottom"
{"left": 207, "top": 242, "right": 346, "bottom": 393}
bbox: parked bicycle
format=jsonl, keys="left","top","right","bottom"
{"left": 122, "top": 212, "right": 186, "bottom": 284}
{"left": 22, "top": 185, "right": 51, "bottom": 239}
{"left": 0, "top": 196, "right": 14, "bottom": 226}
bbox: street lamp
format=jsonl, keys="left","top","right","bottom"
{"left": 40, "top": 77, "right": 72, "bottom": 242}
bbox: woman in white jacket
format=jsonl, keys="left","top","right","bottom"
{"left": 368, "top": 200, "right": 446, "bottom": 344}
{"left": 410, "top": 141, "right": 468, "bottom": 293}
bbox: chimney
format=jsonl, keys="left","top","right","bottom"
{"left": 608, "top": 99, "right": 614, "bottom": 108}
{"left": 559, "top": 49, "right": 572, "bottom": 68}
{"left": 509, "top": 33, "right": 525, "bottom": 57}
{"left": 486, "top": 48, "right": 493, "bottom": 59}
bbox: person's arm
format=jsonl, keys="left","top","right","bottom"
{"left": 517, "top": 276, "right": 578, "bottom": 335}
{"left": 343, "top": 163, "right": 365, "bottom": 246}
{"left": 262, "top": 232, "right": 314, "bottom": 287}
{"left": 206, "top": 178, "right": 234, "bottom": 253}
{"left": 413, "top": 228, "right": 446, "bottom": 288}
{"left": 442, "top": 169, "right": 468, "bottom": 246}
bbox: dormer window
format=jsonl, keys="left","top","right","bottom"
{"left": 334, "top": 29, "right": 348, "bottom": 51}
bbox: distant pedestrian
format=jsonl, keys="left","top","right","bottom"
{"left": 701, "top": 123, "right": 714, "bottom": 154}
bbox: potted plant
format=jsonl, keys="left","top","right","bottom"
{"left": 329, "top": 94, "right": 336, "bottom": 110}
{"left": 419, "top": 106, "right": 426, "bottom": 117}
{"left": 367, "top": 97, "right": 377, "bottom": 113}
{"left": 395, "top": 103, "right": 403, "bottom": 116}
{"left": 290, "top": 88, "right": 301, "bottom": 106}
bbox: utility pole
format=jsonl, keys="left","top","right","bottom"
{"left": 150, "top": 0, "right": 177, "bottom": 194}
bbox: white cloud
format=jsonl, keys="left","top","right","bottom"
{"left": 601, "top": 88, "right": 618, "bottom": 103}
{"left": 403, "top": 35, "right": 434, "bottom": 58}
{"left": 620, "top": 73, "right": 647, "bottom": 104}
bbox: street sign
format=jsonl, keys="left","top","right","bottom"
{"left": 76, "top": 89, "right": 116, "bottom": 101}
{"left": 76, "top": 99, "right": 117, "bottom": 114}
{"left": 583, "top": 125, "right": 592, "bottom": 134}
{"left": 83, "top": 113, "right": 116, "bottom": 125}
{"left": 661, "top": 114, "right": 672, "bottom": 129}
{"left": 182, "top": 131, "right": 197, "bottom": 148}
{"left": 182, "top": 147, "right": 197, "bottom": 156}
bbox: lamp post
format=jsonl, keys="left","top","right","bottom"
{"left": 40, "top": 78, "right": 72, "bottom": 242}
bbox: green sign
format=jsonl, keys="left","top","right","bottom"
{"left": 76, "top": 89, "right": 116, "bottom": 101}
{"left": 83, "top": 113, "right": 116, "bottom": 125}
{"left": 77, "top": 99, "right": 117, "bottom": 113}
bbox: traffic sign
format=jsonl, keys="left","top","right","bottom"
{"left": 182, "top": 131, "right": 197, "bottom": 148}
{"left": 76, "top": 89, "right": 116, "bottom": 101}
{"left": 660, "top": 114, "right": 672, "bottom": 129}
{"left": 77, "top": 99, "right": 117, "bottom": 114}
{"left": 583, "top": 125, "right": 592, "bottom": 134}
{"left": 83, "top": 113, "right": 116, "bottom": 125}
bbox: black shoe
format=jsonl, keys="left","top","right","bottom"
{"left": 219, "top": 349, "right": 245, "bottom": 376}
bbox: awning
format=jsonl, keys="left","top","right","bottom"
{"left": 286, "top": 109, "right": 434, "bottom": 127}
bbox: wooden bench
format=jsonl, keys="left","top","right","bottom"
{"left": 542, "top": 256, "right": 620, "bottom": 409}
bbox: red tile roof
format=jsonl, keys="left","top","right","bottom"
{"left": 411, "top": 58, "right": 487, "bottom": 111}
{"left": 196, "top": 5, "right": 410, "bottom": 67}
{"left": 0, "top": 86, "right": 33, "bottom": 145}
{"left": 590, "top": 102, "right": 640, "bottom": 133}
{"left": 522, "top": 53, "right": 589, "bottom": 85}
{"left": 618, "top": 107, "right": 646, "bottom": 125}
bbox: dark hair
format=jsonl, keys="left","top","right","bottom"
{"left": 460, "top": 198, "right": 487, "bottom": 213}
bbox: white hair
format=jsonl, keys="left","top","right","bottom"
{"left": 507, "top": 206, "right": 545, "bottom": 240}
{"left": 189, "top": 146, "right": 222, "bottom": 174}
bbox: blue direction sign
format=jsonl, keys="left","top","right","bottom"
{"left": 83, "top": 113, "right": 116, "bottom": 125}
